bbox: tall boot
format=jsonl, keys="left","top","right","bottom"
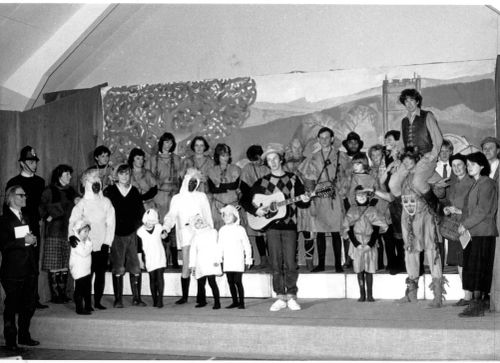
{"left": 149, "top": 273, "right": 158, "bottom": 307}
{"left": 112, "top": 275, "right": 124, "bottom": 308}
{"left": 357, "top": 272, "right": 366, "bottom": 302}
{"left": 428, "top": 276, "right": 448, "bottom": 308}
{"left": 170, "top": 245, "right": 180, "bottom": 269}
{"left": 176, "top": 277, "right": 190, "bottom": 304}
{"left": 333, "top": 233, "right": 344, "bottom": 272}
{"left": 130, "top": 274, "right": 147, "bottom": 306}
{"left": 312, "top": 234, "right": 326, "bottom": 272}
{"left": 366, "top": 273, "right": 374, "bottom": 302}
{"left": 48, "top": 272, "right": 61, "bottom": 304}
{"left": 94, "top": 272, "right": 107, "bottom": 310}
{"left": 157, "top": 270, "right": 164, "bottom": 308}
{"left": 58, "top": 271, "right": 71, "bottom": 303}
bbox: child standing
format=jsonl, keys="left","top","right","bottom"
{"left": 343, "top": 186, "right": 388, "bottom": 302}
{"left": 137, "top": 209, "right": 167, "bottom": 308}
{"left": 218, "top": 205, "right": 253, "bottom": 309}
{"left": 189, "top": 214, "right": 222, "bottom": 310}
{"left": 69, "top": 219, "right": 93, "bottom": 315}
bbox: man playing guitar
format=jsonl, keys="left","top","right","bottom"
{"left": 240, "top": 143, "right": 310, "bottom": 312}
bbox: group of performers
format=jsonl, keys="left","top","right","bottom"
{"left": 1, "top": 87, "right": 497, "bottom": 351}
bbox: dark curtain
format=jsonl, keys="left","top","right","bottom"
{"left": 13, "top": 86, "right": 102, "bottom": 193}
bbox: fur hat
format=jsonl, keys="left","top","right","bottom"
{"left": 261, "top": 143, "right": 285, "bottom": 160}
{"left": 142, "top": 209, "right": 159, "bottom": 225}
{"left": 342, "top": 132, "right": 364, "bottom": 151}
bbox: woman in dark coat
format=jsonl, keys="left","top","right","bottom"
{"left": 39, "top": 164, "right": 78, "bottom": 303}
{"left": 457, "top": 152, "right": 498, "bottom": 317}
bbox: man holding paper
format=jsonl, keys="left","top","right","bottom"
{"left": 0, "top": 186, "right": 40, "bottom": 352}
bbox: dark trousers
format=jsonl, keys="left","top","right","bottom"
{"left": 316, "top": 232, "right": 342, "bottom": 268}
{"left": 2, "top": 276, "right": 37, "bottom": 346}
{"left": 196, "top": 275, "right": 220, "bottom": 304}
{"left": 149, "top": 268, "right": 165, "bottom": 303}
{"left": 91, "top": 249, "right": 108, "bottom": 305}
{"left": 74, "top": 274, "right": 92, "bottom": 312}
{"left": 382, "top": 225, "right": 405, "bottom": 270}
{"left": 267, "top": 229, "right": 298, "bottom": 296}
{"left": 255, "top": 235, "right": 267, "bottom": 257}
{"left": 226, "top": 271, "right": 244, "bottom": 303}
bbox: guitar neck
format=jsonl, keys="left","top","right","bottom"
{"left": 276, "top": 192, "right": 315, "bottom": 208}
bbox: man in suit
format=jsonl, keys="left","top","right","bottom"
{"left": 0, "top": 186, "right": 41, "bottom": 351}
{"left": 6, "top": 145, "right": 48, "bottom": 309}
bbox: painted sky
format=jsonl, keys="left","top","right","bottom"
{"left": 254, "top": 59, "right": 495, "bottom": 104}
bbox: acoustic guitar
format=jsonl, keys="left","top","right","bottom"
{"left": 246, "top": 185, "right": 334, "bottom": 230}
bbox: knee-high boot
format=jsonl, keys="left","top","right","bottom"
{"left": 112, "top": 275, "right": 124, "bottom": 308}
{"left": 366, "top": 273, "right": 374, "bottom": 302}
{"left": 357, "top": 272, "right": 366, "bottom": 302}
{"left": 130, "top": 274, "right": 147, "bottom": 306}
{"left": 176, "top": 277, "right": 190, "bottom": 304}
{"left": 58, "top": 270, "right": 71, "bottom": 303}
{"left": 170, "top": 246, "right": 180, "bottom": 269}
{"left": 312, "top": 234, "right": 326, "bottom": 272}
{"left": 150, "top": 273, "right": 158, "bottom": 307}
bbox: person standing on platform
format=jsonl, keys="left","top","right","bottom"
{"left": 239, "top": 145, "right": 270, "bottom": 270}
{"left": 128, "top": 148, "right": 158, "bottom": 211}
{"left": 183, "top": 136, "right": 214, "bottom": 194}
{"left": 189, "top": 214, "right": 222, "bottom": 310}
{"left": 207, "top": 143, "right": 241, "bottom": 230}
{"left": 457, "top": 152, "right": 498, "bottom": 317}
{"left": 137, "top": 209, "right": 167, "bottom": 308}
{"left": 0, "top": 186, "right": 41, "bottom": 351}
{"left": 6, "top": 145, "right": 48, "bottom": 309}
{"left": 441, "top": 153, "right": 474, "bottom": 307}
{"left": 39, "top": 164, "right": 78, "bottom": 304}
{"left": 69, "top": 168, "right": 115, "bottom": 310}
{"left": 241, "top": 143, "right": 310, "bottom": 312}
{"left": 93, "top": 145, "right": 114, "bottom": 191}
{"left": 343, "top": 186, "right": 388, "bottom": 302}
{"left": 218, "top": 205, "right": 253, "bottom": 309}
{"left": 148, "top": 132, "right": 182, "bottom": 270}
{"left": 163, "top": 168, "right": 214, "bottom": 305}
{"left": 398, "top": 150, "right": 446, "bottom": 307}
{"left": 389, "top": 88, "right": 443, "bottom": 213}
{"left": 104, "top": 164, "right": 146, "bottom": 308}
{"left": 435, "top": 139, "right": 454, "bottom": 270}
{"left": 482, "top": 136, "right": 500, "bottom": 312}
{"left": 68, "top": 219, "right": 93, "bottom": 315}
{"left": 302, "top": 127, "right": 348, "bottom": 273}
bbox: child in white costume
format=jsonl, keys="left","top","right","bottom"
{"left": 188, "top": 215, "right": 221, "bottom": 310}
{"left": 163, "top": 168, "right": 213, "bottom": 305}
{"left": 218, "top": 205, "right": 253, "bottom": 309}
{"left": 137, "top": 209, "right": 167, "bottom": 308}
{"left": 69, "top": 219, "right": 93, "bottom": 315}
{"left": 343, "top": 186, "right": 388, "bottom": 302}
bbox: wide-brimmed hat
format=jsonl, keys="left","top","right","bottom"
{"left": 448, "top": 153, "right": 467, "bottom": 166}
{"left": 480, "top": 136, "right": 500, "bottom": 149}
{"left": 342, "top": 132, "right": 364, "bottom": 150}
{"left": 261, "top": 143, "right": 285, "bottom": 160}
{"left": 19, "top": 145, "right": 39, "bottom": 162}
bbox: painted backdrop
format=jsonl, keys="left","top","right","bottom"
{"left": 101, "top": 59, "right": 495, "bottom": 167}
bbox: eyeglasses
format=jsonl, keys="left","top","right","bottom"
{"left": 15, "top": 194, "right": 27, "bottom": 198}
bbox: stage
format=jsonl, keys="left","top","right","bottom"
{"left": 2, "top": 268, "right": 499, "bottom": 360}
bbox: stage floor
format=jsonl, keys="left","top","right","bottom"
{"left": 6, "top": 295, "right": 499, "bottom": 360}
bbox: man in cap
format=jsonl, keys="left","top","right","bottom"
{"left": 241, "top": 143, "right": 310, "bottom": 312}
{"left": 6, "top": 145, "right": 48, "bottom": 309}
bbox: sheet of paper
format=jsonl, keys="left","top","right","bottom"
{"left": 14, "top": 225, "right": 30, "bottom": 239}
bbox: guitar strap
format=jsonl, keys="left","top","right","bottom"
{"left": 317, "top": 148, "right": 339, "bottom": 205}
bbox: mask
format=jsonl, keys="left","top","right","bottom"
{"left": 188, "top": 179, "right": 197, "bottom": 192}
{"left": 92, "top": 182, "right": 101, "bottom": 193}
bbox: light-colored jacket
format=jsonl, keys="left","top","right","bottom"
{"left": 137, "top": 224, "right": 167, "bottom": 272}
{"left": 189, "top": 227, "right": 222, "bottom": 279}
{"left": 69, "top": 237, "right": 92, "bottom": 280}
{"left": 219, "top": 221, "right": 253, "bottom": 272}
{"left": 461, "top": 176, "right": 498, "bottom": 237}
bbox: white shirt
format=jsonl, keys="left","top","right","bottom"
{"left": 489, "top": 159, "right": 499, "bottom": 179}
{"left": 436, "top": 160, "right": 450, "bottom": 178}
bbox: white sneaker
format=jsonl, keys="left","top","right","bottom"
{"left": 269, "top": 299, "right": 287, "bottom": 312}
{"left": 287, "top": 298, "right": 301, "bottom": 311}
